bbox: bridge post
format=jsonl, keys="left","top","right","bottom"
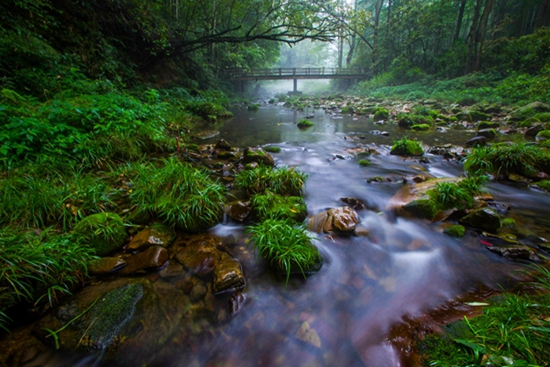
{"left": 293, "top": 78, "right": 298, "bottom": 92}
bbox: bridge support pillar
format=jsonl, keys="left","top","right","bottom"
{"left": 293, "top": 78, "right": 297, "bottom": 92}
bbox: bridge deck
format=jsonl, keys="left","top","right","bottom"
{"left": 224, "top": 67, "right": 368, "bottom": 80}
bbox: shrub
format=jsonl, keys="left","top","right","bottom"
{"left": 246, "top": 219, "right": 322, "bottom": 282}
{"left": 390, "top": 137, "right": 424, "bottom": 156}
{"left": 373, "top": 106, "right": 389, "bottom": 120}
{"left": 128, "top": 157, "right": 226, "bottom": 232}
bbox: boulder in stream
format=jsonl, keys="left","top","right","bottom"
{"left": 243, "top": 147, "right": 275, "bottom": 166}
{"left": 127, "top": 223, "right": 175, "bottom": 252}
{"left": 309, "top": 207, "right": 359, "bottom": 234}
{"left": 459, "top": 208, "right": 501, "bottom": 232}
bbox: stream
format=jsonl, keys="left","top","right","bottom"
{"left": 4, "top": 103, "right": 550, "bottom": 367}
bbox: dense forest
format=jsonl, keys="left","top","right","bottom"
{"left": 2, "top": 0, "right": 550, "bottom": 366}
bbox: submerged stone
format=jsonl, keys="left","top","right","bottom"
{"left": 295, "top": 321, "right": 321, "bottom": 348}
{"left": 127, "top": 223, "right": 175, "bottom": 251}
{"left": 459, "top": 208, "right": 501, "bottom": 232}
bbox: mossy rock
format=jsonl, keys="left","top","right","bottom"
{"left": 477, "top": 121, "right": 500, "bottom": 130}
{"left": 73, "top": 213, "right": 127, "bottom": 256}
{"left": 390, "top": 138, "right": 424, "bottom": 156}
{"left": 469, "top": 111, "right": 491, "bottom": 121}
{"left": 401, "top": 199, "right": 439, "bottom": 220}
{"left": 297, "top": 119, "right": 313, "bottom": 128}
{"left": 444, "top": 225, "right": 466, "bottom": 238}
{"left": 411, "top": 124, "right": 430, "bottom": 131}
{"left": 476, "top": 128, "right": 497, "bottom": 138}
{"left": 243, "top": 147, "right": 275, "bottom": 166}
{"left": 459, "top": 208, "right": 501, "bottom": 232}
{"left": 247, "top": 104, "right": 260, "bottom": 111}
{"left": 536, "top": 130, "right": 550, "bottom": 141}
{"left": 358, "top": 159, "right": 371, "bottom": 166}
{"left": 264, "top": 146, "right": 281, "bottom": 153}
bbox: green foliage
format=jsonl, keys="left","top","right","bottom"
{"left": 421, "top": 291, "right": 550, "bottom": 367}
{"left": 0, "top": 228, "right": 97, "bottom": 331}
{"left": 128, "top": 158, "right": 226, "bottom": 232}
{"left": 390, "top": 137, "right": 424, "bottom": 156}
{"left": 464, "top": 143, "right": 547, "bottom": 177}
{"left": 0, "top": 91, "right": 176, "bottom": 169}
{"left": 0, "top": 163, "right": 114, "bottom": 231}
{"left": 235, "top": 165, "right": 307, "bottom": 196}
{"left": 297, "top": 119, "right": 314, "bottom": 128}
{"left": 411, "top": 124, "right": 430, "bottom": 131}
{"left": 246, "top": 219, "right": 321, "bottom": 282}
{"left": 251, "top": 192, "right": 306, "bottom": 222}
{"left": 247, "top": 104, "right": 260, "bottom": 111}
{"left": 533, "top": 180, "right": 550, "bottom": 192}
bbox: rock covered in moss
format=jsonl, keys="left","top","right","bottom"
{"left": 477, "top": 128, "right": 497, "bottom": 138}
{"left": 73, "top": 212, "right": 127, "bottom": 256}
{"left": 243, "top": 147, "right": 275, "bottom": 166}
{"left": 459, "top": 208, "right": 501, "bottom": 232}
{"left": 444, "top": 225, "right": 466, "bottom": 238}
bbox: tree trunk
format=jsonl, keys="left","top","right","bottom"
{"left": 453, "top": 0, "right": 467, "bottom": 43}
{"left": 372, "top": 0, "right": 383, "bottom": 66}
{"left": 465, "top": 0, "right": 482, "bottom": 73}
{"left": 473, "top": 0, "right": 495, "bottom": 71}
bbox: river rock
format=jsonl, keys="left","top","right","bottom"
{"left": 215, "top": 139, "right": 232, "bottom": 150}
{"left": 295, "top": 321, "right": 321, "bottom": 348}
{"left": 120, "top": 246, "right": 169, "bottom": 274}
{"left": 88, "top": 257, "right": 127, "bottom": 275}
{"left": 308, "top": 207, "right": 358, "bottom": 234}
{"left": 127, "top": 224, "right": 175, "bottom": 252}
{"left": 525, "top": 124, "right": 545, "bottom": 137}
{"left": 459, "top": 208, "right": 501, "bottom": 232}
{"left": 243, "top": 147, "right": 275, "bottom": 166}
{"left": 476, "top": 128, "right": 497, "bottom": 138}
{"left": 212, "top": 252, "right": 245, "bottom": 294}
{"left": 174, "top": 237, "right": 220, "bottom": 277}
{"left": 388, "top": 177, "right": 463, "bottom": 220}
{"left": 194, "top": 130, "right": 220, "bottom": 140}
{"left": 486, "top": 245, "right": 538, "bottom": 261}
{"left": 225, "top": 200, "right": 252, "bottom": 222}
{"left": 466, "top": 136, "right": 487, "bottom": 147}
{"left": 36, "top": 277, "right": 192, "bottom": 361}
{"left": 73, "top": 212, "right": 127, "bottom": 256}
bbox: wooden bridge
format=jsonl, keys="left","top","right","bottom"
{"left": 224, "top": 67, "right": 368, "bottom": 93}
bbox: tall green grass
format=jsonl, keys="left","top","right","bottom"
{"left": 235, "top": 165, "right": 308, "bottom": 196}
{"left": 0, "top": 228, "right": 97, "bottom": 332}
{"left": 128, "top": 157, "right": 226, "bottom": 232}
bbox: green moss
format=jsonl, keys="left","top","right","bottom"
{"left": 341, "top": 106, "right": 353, "bottom": 114}
{"left": 247, "top": 103, "right": 260, "bottom": 111}
{"left": 358, "top": 159, "right": 371, "bottom": 166}
{"left": 444, "top": 224, "right": 466, "bottom": 238}
{"left": 518, "top": 117, "right": 540, "bottom": 127}
{"left": 501, "top": 218, "right": 516, "bottom": 228}
{"left": 297, "top": 119, "right": 314, "bottom": 128}
{"left": 534, "top": 180, "right": 550, "bottom": 192}
{"left": 536, "top": 130, "right": 550, "bottom": 141}
{"left": 411, "top": 123, "right": 430, "bottom": 131}
{"left": 390, "top": 137, "right": 424, "bottom": 156}
{"left": 534, "top": 112, "right": 550, "bottom": 122}
{"left": 477, "top": 121, "right": 500, "bottom": 130}
{"left": 264, "top": 146, "right": 281, "bottom": 153}
{"left": 470, "top": 110, "right": 491, "bottom": 121}
{"left": 401, "top": 199, "right": 438, "bottom": 220}
{"left": 73, "top": 213, "right": 127, "bottom": 256}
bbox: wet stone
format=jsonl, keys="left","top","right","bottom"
{"left": 243, "top": 147, "right": 275, "bottom": 166}
{"left": 120, "top": 246, "right": 169, "bottom": 275}
{"left": 88, "top": 257, "right": 127, "bottom": 275}
{"left": 215, "top": 139, "right": 232, "bottom": 150}
{"left": 229, "top": 292, "right": 246, "bottom": 316}
{"left": 174, "top": 238, "right": 220, "bottom": 277}
{"left": 127, "top": 224, "right": 175, "bottom": 252}
{"left": 212, "top": 252, "right": 245, "bottom": 294}
{"left": 225, "top": 200, "right": 252, "bottom": 222}
{"left": 486, "top": 245, "right": 538, "bottom": 261}
{"left": 459, "top": 208, "right": 501, "bottom": 232}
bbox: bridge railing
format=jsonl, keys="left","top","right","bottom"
{"left": 224, "top": 67, "right": 368, "bottom": 78}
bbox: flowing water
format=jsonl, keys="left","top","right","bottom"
{"left": 5, "top": 104, "right": 550, "bottom": 367}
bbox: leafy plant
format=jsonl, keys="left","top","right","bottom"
{"left": 428, "top": 177, "right": 485, "bottom": 210}
{"left": 246, "top": 219, "right": 322, "bottom": 282}
{"left": 251, "top": 192, "right": 306, "bottom": 222}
